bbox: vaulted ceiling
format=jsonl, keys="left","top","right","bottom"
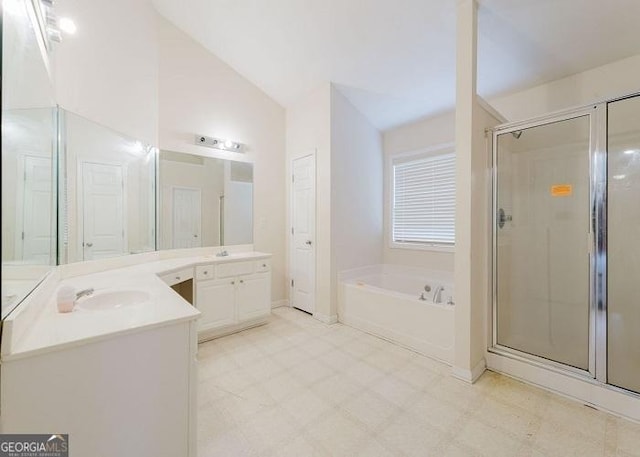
{"left": 152, "top": 0, "right": 640, "bottom": 130}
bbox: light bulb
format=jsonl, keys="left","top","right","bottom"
{"left": 59, "top": 17, "right": 77, "bottom": 35}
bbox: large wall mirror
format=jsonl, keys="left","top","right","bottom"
{"left": 159, "top": 151, "right": 253, "bottom": 249}
{"left": 58, "top": 110, "right": 157, "bottom": 263}
{"left": 2, "top": 0, "right": 57, "bottom": 317}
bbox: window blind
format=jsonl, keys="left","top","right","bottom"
{"left": 392, "top": 152, "right": 455, "bottom": 245}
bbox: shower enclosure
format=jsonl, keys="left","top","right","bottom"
{"left": 491, "top": 93, "right": 640, "bottom": 395}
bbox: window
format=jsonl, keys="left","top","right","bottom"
{"left": 391, "top": 150, "right": 455, "bottom": 247}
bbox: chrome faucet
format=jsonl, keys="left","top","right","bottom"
{"left": 75, "top": 288, "right": 94, "bottom": 301}
{"left": 432, "top": 286, "right": 445, "bottom": 304}
{"left": 216, "top": 250, "right": 229, "bottom": 257}
{"left": 419, "top": 292, "right": 427, "bottom": 301}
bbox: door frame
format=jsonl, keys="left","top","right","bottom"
{"left": 289, "top": 151, "right": 317, "bottom": 314}
{"left": 170, "top": 185, "right": 202, "bottom": 249}
{"left": 77, "top": 159, "right": 128, "bottom": 260}
{"left": 489, "top": 104, "right": 601, "bottom": 381}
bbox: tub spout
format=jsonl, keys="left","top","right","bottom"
{"left": 433, "top": 286, "right": 445, "bottom": 304}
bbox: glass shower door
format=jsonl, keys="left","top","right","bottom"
{"left": 607, "top": 95, "right": 640, "bottom": 394}
{"left": 494, "top": 114, "right": 592, "bottom": 371}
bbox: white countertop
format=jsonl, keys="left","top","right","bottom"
{"left": 2, "top": 251, "right": 271, "bottom": 361}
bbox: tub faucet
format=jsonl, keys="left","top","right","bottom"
{"left": 433, "top": 286, "right": 445, "bottom": 304}
{"left": 419, "top": 292, "right": 427, "bottom": 301}
{"left": 75, "top": 288, "right": 94, "bottom": 300}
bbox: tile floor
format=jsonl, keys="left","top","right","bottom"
{"left": 198, "top": 307, "right": 640, "bottom": 457}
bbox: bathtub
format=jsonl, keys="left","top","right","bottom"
{"left": 338, "top": 265, "right": 454, "bottom": 364}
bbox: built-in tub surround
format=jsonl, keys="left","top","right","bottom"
{"left": 339, "top": 264, "right": 455, "bottom": 363}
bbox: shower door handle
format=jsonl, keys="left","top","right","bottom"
{"left": 498, "top": 208, "right": 512, "bottom": 229}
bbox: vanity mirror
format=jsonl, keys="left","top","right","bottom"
{"left": 2, "top": 0, "right": 57, "bottom": 317}
{"left": 158, "top": 151, "right": 253, "bottom": 249}
{"left": 58, "top": 110, "right": 157, "bottom": 263}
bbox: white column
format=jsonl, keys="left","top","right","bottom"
{"left": 453, "top": 0, "right": 488, "bottom": 382}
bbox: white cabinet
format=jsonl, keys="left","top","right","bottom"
{"left": 237, "top": 274, "right": 271, "bottom": 321}
{"left": 159, "top": 267, "right": 193, "bottom": 286}
{"left": 195, "top": 257, "right": 271, "bottom": 341}
{"left": 196, "top": 278, "right": 236, "bottom": 332}
{"left": 1, "top": 321, "right": 198, "bottom": 457}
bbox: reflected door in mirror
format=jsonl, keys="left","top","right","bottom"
{"left": 20, "top": 156, "right": 53, "bottom": 263}
{"left": 81, "top": 162, "right": 125, "bottom": 260}
{"left": 172, "top": 187, "right": 202, "bottom": 249}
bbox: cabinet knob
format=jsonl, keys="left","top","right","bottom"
{"left": 231, "top": 281, "right": 235, "bottom": 285}
{"left": 203, "top": 271, "right": 208, "bottom": 275}
{"left": 262, "top": 264, "right": 267, "bottom": 267}
{"left": 176, "top": 276, "right": 181, "bottom": 281}
{"left": 240, "top": 279, "right": 244, "bottom": 284}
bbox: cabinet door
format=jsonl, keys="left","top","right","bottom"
{"left": 236, "top": 274, "right": 270, "bottom": 321}
{"left": 196, "top": 279, "right": 236, "bottom": 331}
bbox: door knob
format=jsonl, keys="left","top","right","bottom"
{"left": 85, "top": 242, "right": 93, "bottom": 247}
{"left": 305, "top": 240, "right": 312, "bottom": 246}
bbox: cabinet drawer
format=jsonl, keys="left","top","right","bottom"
{"left": 159, "top": 268, "right": 193, "bottom": 286}
{"left": 195, "top": 265, "right": 214, "bottom": 280}
{"left": 255, "top": 259, "right": 271, "bottom": 272}
{"left": 215, "top": 261, "right": 254, "bottom": 278}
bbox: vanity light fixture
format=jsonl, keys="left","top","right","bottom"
{"left": 195, "top": 134, "right": 245, "bottom": 153}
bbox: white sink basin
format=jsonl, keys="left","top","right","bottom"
{"left": 76, "top": 290, "right": 151, "bottom": 311}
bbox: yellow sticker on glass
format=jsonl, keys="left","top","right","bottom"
{"left": 551, "top": 184, "right": 572, "bottom": 197}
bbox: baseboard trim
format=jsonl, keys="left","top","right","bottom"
{"left": 271, "top": 299, "right": 290, "bottom": 309}
{"left": 313, "top": 312, "right": 338, "bottom": 324}
{"left": 452, "top": 358, "right": 487, "bottom": 384}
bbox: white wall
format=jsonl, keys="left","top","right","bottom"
{"left": 489, "top": 54, "right": 640, "bottom": 122}
{"left": 285, "top": 83, "right": 332, "bottom": 316}
{"left": 330, "top": 86, "right": 384, "bottom": 311}
{"left": 382, "top": 111, "right": 456, "bottom": 272}
{"left": 157, "top": 16, "right": 287, "bottom": 303}
{"left": 285, "top": 84, "right": 383, "bottom": 320}
{"left": 54, "top": 0, "right": 159, "bottom": 145}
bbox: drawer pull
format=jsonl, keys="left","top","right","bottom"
{"left": 175, "top": 276, "right": 181, "bottom": 281}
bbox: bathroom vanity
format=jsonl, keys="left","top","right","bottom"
{"left": 159, "top": 253, "right": 272, "bottom": 341}
{"left": 0, "top": 249, "right": 272, "bottom": 457}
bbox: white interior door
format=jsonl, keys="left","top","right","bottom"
{"left": 172, "top": 187, "right": 201, "bottom": 249}
{"left": 290, "top": 154, "right": 316, "bottom": 314}
{"left": 82, "top": 162, "right": 125, "bottom": 260}
{"left": 21, "top": 156, "right": 53, "bottom": 263}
